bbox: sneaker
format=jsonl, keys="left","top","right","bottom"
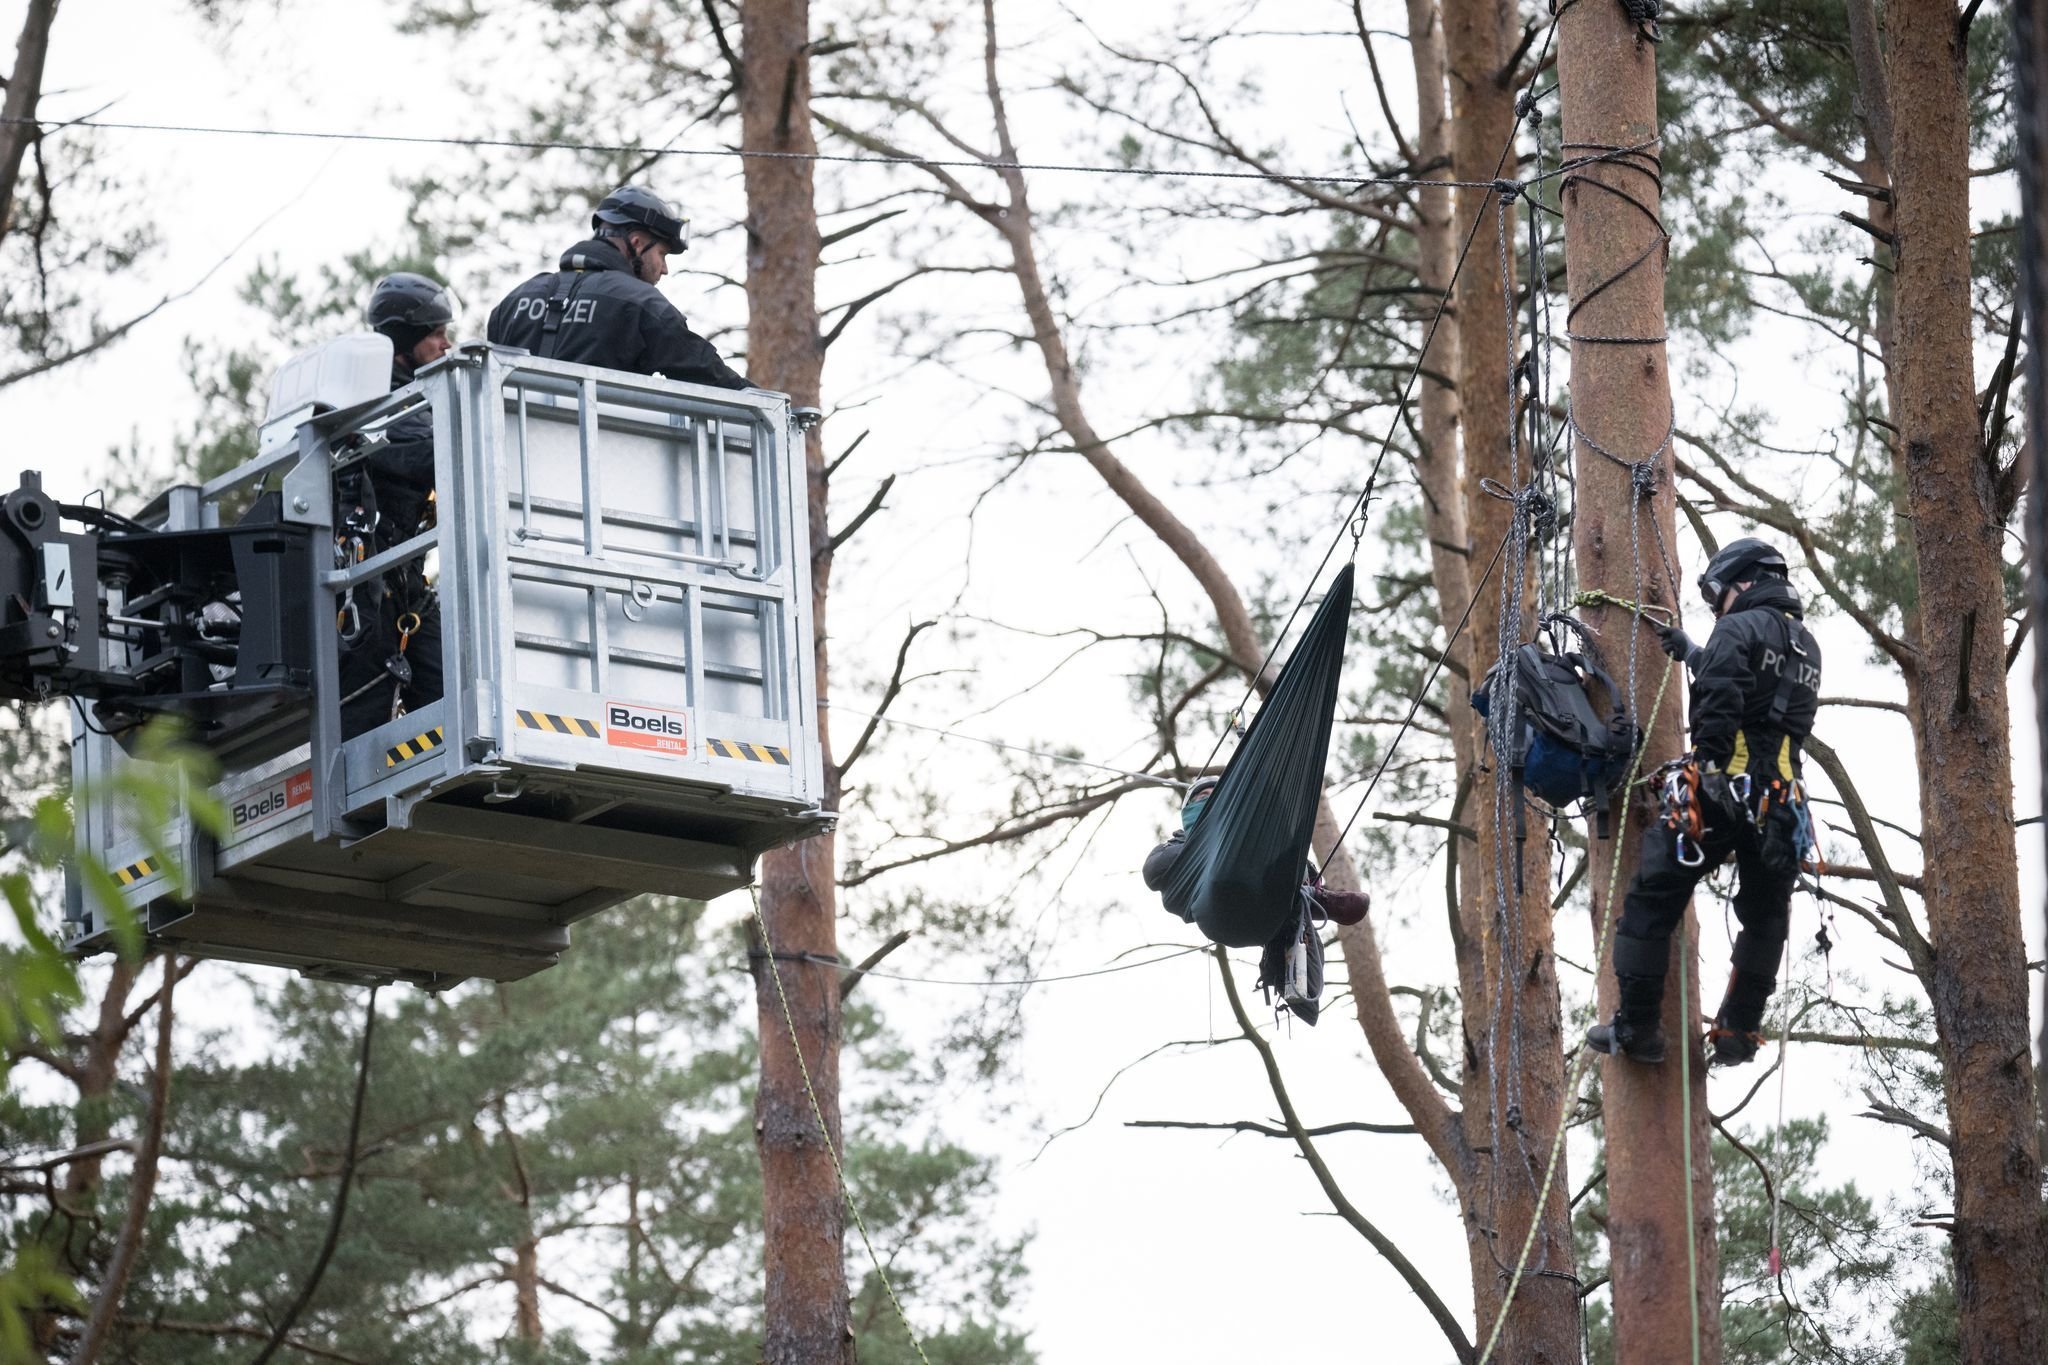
{"left": 1586, "top": 1013, "right": 1667, "bottom": 1064}
{"left": 1708, "top": 1025, "right": 1763, "bottom": 1067}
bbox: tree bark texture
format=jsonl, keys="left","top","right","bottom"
{"left": 1883, "top": 4, "right": 2048, "bottom": 1359}
{"left": 0, "top": 0, "right": 58, "bottom": 240}
{"left": 1443, "top": 0, "right": 1575, "bottom": 1355}
{"left": 741, "top": 1, "right": 849, "bottom": 1361}
{"left": 511, "top": 1237, "right": 543, "bottom": 1344}
{"left": 1557, "top": 4, "right": 1721, "bottom": 1363}
{"left": 70, "top": 957, "right": 175, "bottom": 1365}
{"left": 1400, "top": 0, "right": 1499, "bottom": 1272}
{"left": 2015, "top": 0, "right": 2048, "bottom": 1164}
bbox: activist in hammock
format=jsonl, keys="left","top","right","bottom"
{"left": 1137, "top": 565, "right": 1368, "bottom": 1026}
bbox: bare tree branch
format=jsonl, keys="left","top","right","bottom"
{"left": 833, "top": 617, "right": 933, "bottom": 781}
{"left": 1128, "top": 1116, "right": 1419, "bottom": 1138}
{"left": 1213, "top": 947, "right": 1475, "bottom": 1363}
{"left": 1858, "top": 1087, "right": 1952, "bottom": 1148}
{"left": 839, "top": 929, "right": 914, "bottom": 1002}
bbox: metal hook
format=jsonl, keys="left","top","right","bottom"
{"left": 621, "top": 580, "right": 658, "bottom": 622}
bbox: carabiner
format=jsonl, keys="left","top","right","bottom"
{"left": 1674, "top": 831, "right": 1706, "bottom": 868}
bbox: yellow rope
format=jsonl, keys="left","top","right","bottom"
{"left": 749, "top": 889, "right": 934, "bottom": 1365}
{"left": 1678, "top": 948, "right": 1703, "bottom": 1365}
{"left": 1572, "top": 587, "right": 1677, "bottom": 625}
{"left": 1474, "top": 654, "right": 1676, "bottom": 1365}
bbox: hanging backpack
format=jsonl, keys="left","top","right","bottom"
{"left": 1471, "top": 638, "right": 1638, "bottom": 836}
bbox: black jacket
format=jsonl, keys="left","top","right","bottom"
{"left": 1142, "top": 831, "right": 1188, "bottom": 892}
{"left": 1689, "top": 579, "right": 1821, "bottom": 777}
{"left": 364, "top": 357, "right": 436, "bottom": 549}
{"left": 486, "top": 238, "right": 751, "bottom": 389}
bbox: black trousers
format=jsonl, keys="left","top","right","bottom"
{"left": 337, "top": 588, "right": 444, "bottom": 739}
{"left": 1612, "top": 787, "right": 1799, "bottom": 1023}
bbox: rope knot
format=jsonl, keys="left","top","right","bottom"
{"left": 1629, "top": 460, "right": 1659, "bottom": 500}
{"left": 1491, "top": 177, "right": 1523, "bottom": 202}
{"left": 1515, "top": 91, "right": 1541, "bottom": 123}
{"left": 1617, "top": 0, "right": 1663, "bottom": 42}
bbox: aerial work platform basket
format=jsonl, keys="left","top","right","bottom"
{"left": 63, "top": 342, "right": 829, "bottom": 988}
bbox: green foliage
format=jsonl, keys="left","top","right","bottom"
{"left": 0, "top": 723, "right": 219, "bottom": 1358}
{"left": 36, "top": 908, "right": 1037, "bottom": 1363}
{"left": 1576, "top": 1114, "right": 1937, "bottom": 1364}
{"left": 0, "top": 130, "right": 156, "bottom": 382}
{"left": 1893, "top": 1269, "right": 1961, "bottom": 1365}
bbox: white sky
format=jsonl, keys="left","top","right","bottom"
{"left": 1, "top": 2, "right": 2043, "bottom": 1362}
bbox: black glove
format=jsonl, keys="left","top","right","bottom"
{"left": 1655, "top": 621, "right": 1699, "bottom": 665}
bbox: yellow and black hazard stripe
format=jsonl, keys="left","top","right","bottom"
{"left": 516, "top": 709, "right": 601, "bottom": 739}
{"left": 385, "top": 725, "right": 446, "bottom": 768}
{"left": 707, "top": 737, "right": 792, "bottom": 765}
{"left": 113, "top": 856, "right": 158, "bottom": 887}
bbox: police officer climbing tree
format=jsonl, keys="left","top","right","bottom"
{"left": 488, "top": 185, "right": 752, "bottom": 389}
{"left": 1587, "top": 537, "right": 1822, "bottom": 1066}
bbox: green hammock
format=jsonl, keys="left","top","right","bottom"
{"left": 1161, "top": 564, "right": 1352, "bottom": 948}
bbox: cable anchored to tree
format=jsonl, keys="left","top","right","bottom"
{"left": 0, "top": 114, "right": 1525, "bottom": 192}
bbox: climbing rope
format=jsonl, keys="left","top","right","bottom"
{"left": 748, "top": 889, "right": 934, "bottom": 1365}
{"left": 1194, "top": 13, "right": 1569, "bottom": 783}
{"left": 1476, "top": 13, "right": 1695, "bottom": 1347}
{"left": 1473, "top": 655, "right": 1676, "bottom": 1365}
{"left": 1678, "top": 950, "right": 1703, "bottom": 1365}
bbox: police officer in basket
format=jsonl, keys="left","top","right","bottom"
{"left": 1586, "top": 537, "right": 1823, "bottom": 1069}
{"left": 488, "top": 186, "right": 752, "bottom": 388}
{"left": 334, "top": 272, "right": 454, "bottom": 736}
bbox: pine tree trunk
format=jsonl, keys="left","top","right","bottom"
{"left": 741, "top": 1, "right": 848, "bottom": 1361}
{"left": 0, "top": 0, "right": 59, "bottom": 239}
{"left": 1556, "top": 4, "right": 1721, "bottom": 1363}
{"left": 511, "top": 1238, "right": 542, "bottom": 1343}
{"left": 1883, "top": 5, "right": 2048, "bottom": 1359}
{"left": 2016, "top": 0, "right": 2048, "bottom": 1168}
{"left": 1442, "top": 1, "right": 1576, "bottom": 1357}
{"left": 1401, "top": 0, "right": 1494, "bottom": 1217}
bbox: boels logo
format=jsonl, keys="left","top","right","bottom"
{"left": 605, "top": 701, "right": 689, "bottom": 757}
{"left": 228, "top": 769, "right": 313, "bottom": 838}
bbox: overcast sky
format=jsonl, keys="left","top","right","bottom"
{"left": 2, "top": 2, "right": 2044, "bottom": 1361}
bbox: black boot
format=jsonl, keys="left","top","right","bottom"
{"left": 1709, "top": 969, "right": 1775, "bottom": 1068}
{"left": 1587, "top": 1012, "right": 1668, "bottom": 1063}
{"left": 1585, "top": 972, "right": 1667, "bottom": 1063}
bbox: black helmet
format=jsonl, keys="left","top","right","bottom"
{"left": 1698, "top": 536, "right": 1788, "bottom": 609}
{"left": 366, "top": 272, "right": 453, "bottom": 350}
{"left": 592, "top": 185, "right": 689, "bottom": 253}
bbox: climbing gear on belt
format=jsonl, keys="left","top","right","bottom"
{"left": 1654, "top": 755, "right": 1707, "bottom": 867}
